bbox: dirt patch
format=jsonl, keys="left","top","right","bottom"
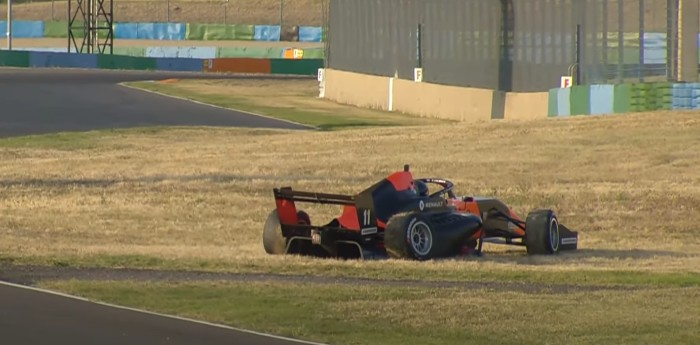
{"left": 0, "top": 0, "right": 326, "bottom": 25}
{"left": 0, "top": 263, "right": 639, "bottom": 294}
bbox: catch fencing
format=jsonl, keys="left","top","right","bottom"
{"left": 327, "top": 0, "right": 675, "bottom": 92}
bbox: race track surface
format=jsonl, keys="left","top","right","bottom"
{"left": 0, "top": 67, "right": 319, "bottom": 345}
{"left": 0, "top": 282, "right": 321, "bottom": 345}
{"left": 0, "top": 68, "right": 312, "bottom": 138}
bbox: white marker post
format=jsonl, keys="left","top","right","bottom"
{"left": 6, "top": 0, "right": 12, "bottom": 50}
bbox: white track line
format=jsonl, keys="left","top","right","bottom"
{"left": 0, "top": 280, "right": 329, "bottom": 345}
{"left": 118, "top": 82, "right": 319, "bottom": 131}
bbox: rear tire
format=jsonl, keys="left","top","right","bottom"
{"left": 263, "top": 209, "right": 286, "bottom": 254}
{"left": 525, "top": 209, "right": 560, "bottom": 255}
{"left": 384, "top": 212, "right": 436, "bottom": 260}
{"left": 263, "top": 209, "right": 311, "bottom": 255}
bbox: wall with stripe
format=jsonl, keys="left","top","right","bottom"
{"left": 547, "top": 82, "right": 700, "bottom": 117}
{"left": 0, "top": 20, "right": 325, "bottom": 42}
{"left": 12, "top": 46, "right": 325, "bottom": 60}
{"left": 0, "top": 49, "right": 323, "bottom": 76}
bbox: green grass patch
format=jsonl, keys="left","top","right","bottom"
{"left": 123, "top": 80, "right": 445, "bottom": 130}
{"left": 37, "top": 279, "right": 700, "bottom": 345}
{"left": 0, "top": 126, "right": 180, "bottom": 150}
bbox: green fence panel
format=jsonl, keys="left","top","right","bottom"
{"left": 113, "top": 47, "right": 146, "bottom": 57}
{"left": 548, "top": 88, "right": 558, "bottom": 117}
{"left": 187, "top": 24, "right": 254, "bottom": 40}
{"left": 216, "top": 47, "right": 284, "bottom": 58}
{"left": 569, "top": 85, "right": 591, "bottom": 115}
{"left": 302, "top": 48, "right": 325, "bottom": 59}
{"left": 613, "top": 83, "right": 631, "bottom": 113}
{"left": 0, "top": 50, "right": 30, "bottom": 67}
{"left": 44, "top": 21, "right": 69, "bottom": 38}
{"left": 97, "top": 55, "right": 156, "bottom": 70}
{"left": 269, "top": 58, "right": 323, "bottom": 76}
{"left": 131, "top": 56, "right": 157, "bottom": 70}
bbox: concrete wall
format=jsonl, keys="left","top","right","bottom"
{"left": 322, "top": 68, "right": 549, "bottom": 122}
{"left": 323, "top": 69, "right": 389, "bottom": 110}
{"left": 504, "top": 92, "right": 549, "bottom": 120}
{"left": 392, "top": 78, "right": 494, "bottom": 122}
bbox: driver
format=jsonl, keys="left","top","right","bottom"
{"left": 414, "top": 180, "right": 429, "bottom": 197}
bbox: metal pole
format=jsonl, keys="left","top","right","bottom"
{"left": 617, "top": 0, "right": 624, "bottom": 83}
{"left": 167, "top": 0, "right": 170, "bottom": 23}
{"left": 602, "top": 0, "right": 608, "bottom": 82}
{"left": 576, "top": 24, "right": 582, "bottom": 85}
{"left": 7, "top": 0, "right": 13, "bottom": 50}
{"left": 416, "top": 23, "right": 422, "bottom": 68}
{"left": 280, "top": 0, "right": 284, "bottom": 27}
{"left": 639, "top": 0, "right": 645, "bottom": 82}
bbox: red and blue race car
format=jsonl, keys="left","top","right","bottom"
{"left": 263, "top": 165, "right": 578, "bottom": 260}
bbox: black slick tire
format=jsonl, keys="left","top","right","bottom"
{"left": 384, "top": 212, "right": 436, "bottom": 260}
{"left": 263, "top": 209, "right": 286, "bottom": 254}
{"left": 525, "top": 209, "right": 561, "bottom": 255}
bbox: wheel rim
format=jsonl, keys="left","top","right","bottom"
{"left": 409, "top": 221, "right": 433, "bottom": 256}
{"left": 549, "top": 217, "right": 560, "bottom": 252}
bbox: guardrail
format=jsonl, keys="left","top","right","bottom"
{"left": 12, "top": 46, "right": 325, "bottom": 59}
{"left": 0, "top": 49, "right": 323, "bottom": 75}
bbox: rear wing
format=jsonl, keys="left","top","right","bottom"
{"left": 273, "top": 187, "right": 378, "bottom": 234}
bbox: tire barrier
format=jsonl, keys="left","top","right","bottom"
{"left": 549, "top": 82, "right": 683, "bottom": 116}
{"left": 1, "top": 20, "right": 324, "bottom": 42}
{"left": 0, "top": 49, "right": 322, "bottom": 76}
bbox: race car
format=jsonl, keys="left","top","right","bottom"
{"left": 263, "top": 165, "right": 578, "bottom": 260}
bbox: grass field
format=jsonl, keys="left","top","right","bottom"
{"left": 2, "top": 78, "right": 700, "bottom": 344}
{"left": 1, "top": 107, "right": 699, "bottom": 274}
{"left": 35, "top": 279, "right": 700, "bottom": 345}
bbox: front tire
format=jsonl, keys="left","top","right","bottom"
{"left": 525, "top": 209, "right": 560, "bottom": 255}
{"left": 384, "top": 212, "right": 436, "bottom": 260}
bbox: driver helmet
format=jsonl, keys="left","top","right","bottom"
{"left": 415, "top": 180, "right": 429, "bottom": 197}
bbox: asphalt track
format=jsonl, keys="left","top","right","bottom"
{"left": 0, "top": 68, "right": 312, "bottom": 138}
{"left": 0, "top": 68, "right": 320, "bottom": 345}
{"left": 0, "top": 282, "right": 325, "bottom": 345}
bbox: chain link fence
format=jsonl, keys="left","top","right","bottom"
{"left": 327, "top": 0, "right": 679, "bottom": 92}
{"left": 0, "top": 0, "right": 324, "bottom": 25}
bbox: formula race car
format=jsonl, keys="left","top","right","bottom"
{"left": 263, "top": 165, "right": 578, "bottom": 260}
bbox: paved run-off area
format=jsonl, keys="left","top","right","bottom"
{"left": 0, "top": 68, "right": 311, "bottom": 138}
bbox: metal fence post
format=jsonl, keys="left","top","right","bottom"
{"left": 280, "top": 0, "right": 284, "bottom": 27}
{"left": 639, "top": 0, "right": 645, "bottom": 82}
{"left": 617, "top": 0, "right": 624, "bottom": 83}
{"left": 224, "top": 0, "right": 228, "bottom": 24}
{"left": 167, "top": 0, "right": 170, "bottom": 22}
{"left": 6, "top": 0, "right": 12, "bottom": 50}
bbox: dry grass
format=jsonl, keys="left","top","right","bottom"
{"left": 1, "top": 0, "right": 325, "bottom": 25}
{"left": 1, "top": 109, "right": 700, "bottom": 277}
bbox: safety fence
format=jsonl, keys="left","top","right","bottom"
{"left": 13, "top": 46, "right": 325, "bottom": 59}
{"left": 0, "top": 20, "right": 325, "bottom": 42}
{"left": 547, "top": 82, "right": 700, "bottom": 116}
{"left": 0, "top": 49, "right": 322, "bottom": 75}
